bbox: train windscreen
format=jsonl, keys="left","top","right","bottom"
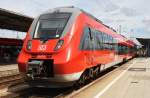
{"left": 33, "top": 13, "right": 71, "bottom": 40}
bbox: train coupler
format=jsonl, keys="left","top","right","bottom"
{"left": 27, "top": 59, "right": 54, "bottom": 78}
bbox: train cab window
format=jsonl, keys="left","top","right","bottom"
{"left": 33, "top": 13, "right": 71, "bottom": 40}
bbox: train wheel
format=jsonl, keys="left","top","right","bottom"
{"left": 98, "top": 64, "right": 102, "bottom": 73}
{"left": 89, "top": 68, "right": 94, "bottom": 80}
{"left": 94, "top": 66, "right": 99, "bottom": 78}
{"left": 74, "top": 70, "right": 88, "bottom": 89}
{"left": 78, "top": 74, "right": 86, "bottom": 85}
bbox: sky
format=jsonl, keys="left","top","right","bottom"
{"left": 0, "top": 0, "right": 150, "bottom": 42}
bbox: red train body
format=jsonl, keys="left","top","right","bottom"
{"left": 17, "top": 7, "right": 136, "bottom": 87}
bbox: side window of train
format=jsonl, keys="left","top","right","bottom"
{"left": 109, "top": 36, "right": 112, "bottom": 50}
{"left": 91, "top": 29, "right": 98, "bottom": 50}
{"left": 80, "top": 26, "right": 92, "bottom": 50}
{"left": 88, "top": 27, "right": 93, "bottom": 50}
{"left": 96, "top": 31, "right": 103, "bottom": 50}
{"left": 90, "top": 29, "right": 104, "bottom": 50}
{"left": 103, "top": 33, "right": 107, "bottom": 49}
{"left": 89, "top": 28, "right": 93, "bottom": 40}
{"left": 113, "top": 37, "right": 116, "bottom": 50}
{"left": 113, "top": 38, "right": 118, "bottom": 51}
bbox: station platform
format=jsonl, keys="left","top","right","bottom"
{"left": 0, "top": 64, "right": 19, "bottom": 77}
{"left": 71, "top": 57, "right": 150, "bottom": 98}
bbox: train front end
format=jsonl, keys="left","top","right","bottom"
{"left": 17, "top": 8, "right": 82, "bottom": 87}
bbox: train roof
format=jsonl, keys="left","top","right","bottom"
{"left": 43, "top": 6, "right": 134, "bottom": 47}
{"left": 44, "top": 6, "right": 103, "bottom": 24}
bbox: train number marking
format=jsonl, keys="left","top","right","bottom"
{"left": 38, "top": 45, "right": 47, "bottom": 51}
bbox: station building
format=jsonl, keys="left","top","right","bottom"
{"left": 0, "top": 8, "right": 33, "bottom": 64}
{"left": 137, "top": 38, "right": 150, "bottom": 57}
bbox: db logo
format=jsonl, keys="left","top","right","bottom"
{"left": 38, "top": 45, "right": 47, "bottom": 51}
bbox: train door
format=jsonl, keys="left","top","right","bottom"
{"left": 83, "top": 27, "right": 94, "bottom": 66}
{"left": 88, "top": 27, "right": 94, "bottom": 65}
{"left": 91, "top": 28, "right": 97, "bottom": 65}
{"left": 114, "top": 39, "right": 119, "bottom": 61}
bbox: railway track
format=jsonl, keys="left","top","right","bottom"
{"left": 0, "top": 59, "right": 133, "bottom": 98}
{"left": 18, "top": 61, "right": 128, "bottom": 98}
{"left": 0, "top": 73, "right": 27, "bottom": 98}
{"left": 1, "top": 67, "right": 115, "bottom": 98}
{"left": 19, "top": 66, "right": 117, "bottom": 98}
{"left": 0, "top": 74, "right": 24, "bottom": 89}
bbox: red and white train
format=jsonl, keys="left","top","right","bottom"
{"left": 17, "top": 7, "right": 136, "bottom": 87}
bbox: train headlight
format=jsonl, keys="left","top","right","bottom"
{"left": 26, "top": 40, "right": 32, "bottom": 51}
{"left": 54, "top": 40, "right": 64, "bottom": 51}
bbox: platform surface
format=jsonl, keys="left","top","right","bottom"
{"left": 72, "top": 57, "right": 150, "bottom": 98}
